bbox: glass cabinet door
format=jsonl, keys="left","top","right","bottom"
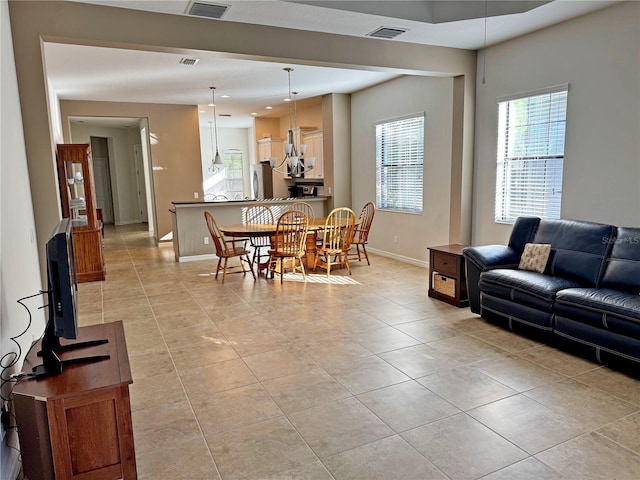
{"left": 65, "top": 161, "right": 89, "bottom": 227}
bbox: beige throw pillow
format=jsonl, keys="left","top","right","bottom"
{"left": 518, "top": 243, "right": 551, "bottom": 273}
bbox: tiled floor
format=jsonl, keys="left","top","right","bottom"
{"left": 77, "top": 224, "right": 640, "bottom": 480}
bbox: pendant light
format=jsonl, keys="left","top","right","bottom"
{"left": 209, "top": 86, "right": 224, "bottom": 173}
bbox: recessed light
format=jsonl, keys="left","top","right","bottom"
{"left": 207, "top": 103, "right": 216, "bottom": 107}
{"left": 265, "top": 106, "right": 273, "bottom": 110}
{"left": 284, "top": 98, "right": 291, "bottom": 102}
{"left": 250, "top": 112, "right": 258, "bottom": 116}
{"left": 220, "top": 94, "right": 230, "bottom": 99}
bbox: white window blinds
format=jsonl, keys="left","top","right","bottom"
{"left": 376, "top": 115, "right": 424, "bottom": 213}
{"left": 495, "top": 88, "right": 568, "bottom": 223}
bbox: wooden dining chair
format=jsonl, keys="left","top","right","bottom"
{"left": 204, "top": 211, "right": 256, "bottom": 284}
{"left": 267, "top": 210, "right": 309, "bottom": 284}
{"left": 288, "top": 201, "right": 315, "bottom": 220}
{"left": 244, "top": 204, "right": 275, "bottom": 272}
{"left": 349, "top": 202, "right": 376, "bottom": 265}
{"left": 314, "top": 207, "right": 356, "bottom": 276}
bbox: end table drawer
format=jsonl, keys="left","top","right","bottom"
{"left": 432, "top": 253, "right": 458, "bottom": 276}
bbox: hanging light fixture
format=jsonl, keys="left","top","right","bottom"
{"left": 208, "top": 86, "right": 224, "bottom": 174}
{"left": 269, "top": 68, "right": 315, "bottom": 177}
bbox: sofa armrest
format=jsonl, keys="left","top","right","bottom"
{"left": 463, "top": 245, "right": 521, "bottom": 314}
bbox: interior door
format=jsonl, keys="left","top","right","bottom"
{"left": 134, "top": 145, "right": 149, "bottom": 222}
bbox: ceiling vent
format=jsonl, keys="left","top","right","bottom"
{"left": 367, "top": 27, "right": 407, "bottom": 40}
{"left": 219, "top": 114, "right": 232, "bottom": 117}
{"left": 187, "top": 1, "right": 229, "bottom": 19}
{"left": 179, "top": 57, "right": 200, "bottom": 66}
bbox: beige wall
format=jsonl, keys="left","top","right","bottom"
{"left": 472, "top": 2, "right": 640, "bottom": 245}
{"left": 9, "top": 0, "right": 475, "bottom": 269}
{"left": 60, "top": 100, "right": 202, "bottom": 240}
{"left": 351, "top": 76, "right": 454, "bottom": 264}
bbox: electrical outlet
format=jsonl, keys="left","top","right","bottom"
{"left": 328, "top": 187, "right": 332, "bottom": 195}
{"left": 204, "top": 236, "right": 209, "bottom": 245}
{"left": 194, "top": 192, "right": 199, "bottom": 199}
{"left": 394, "top": 235, "right": 398, "bottom": 243}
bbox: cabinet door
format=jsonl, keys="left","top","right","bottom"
{"left": 303, "top": 132, "right": 323, "bottom": 179}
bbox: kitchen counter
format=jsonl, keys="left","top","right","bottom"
{"left": 170, "top": 197, "right": 330, "bottom": 261}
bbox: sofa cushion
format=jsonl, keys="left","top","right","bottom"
{"left": 479, "top": 269, "right": 582, "bottom": 312}
{"left": 533, "top": 219, "right": 614, "bottom": 287}
{"left": 481, "top": 293, "right": 555, "bottom": 330}
{"left": 507, "top": 216, "right": 540, "bottom": 254}
{"left": 601, "top": 227, "right": 640, "bottom": 293}
{"left": 555, "top": 288, "right": 640, "bottom": 341}
{"left": 518, "top": 243, "right": 551, "bottom": 273}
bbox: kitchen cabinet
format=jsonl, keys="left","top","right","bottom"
{"left": 257, "top": 137, "right": 284, "bottom": 163}
{"left": 302, "top": 130, "right": 324, "bottom": 179}
{"left": 56, "top": 143, "right": 106, "bottom": 282}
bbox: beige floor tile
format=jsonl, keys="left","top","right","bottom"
{"left": 468, "top": 394, "right": 587, "bottom": 454}
{"left": 427, "top": 334, "right": 507, "bottom": 364}
{"left": 207, "top": 417, "right": 317, "bottom": 480}
{"left": 379, "top": 343, "right": 465, "bottom": 378}
{"left": 402, "top": 413, "right": 528, "bottom": 480}
{"left": 169, "top": 341, "right": 240, "bottom": 372}
{"left": 597, "top": 411, "right": 640, "bottom": 454}
{"left": 324, "top": 435, "right": 448, "bottom": 480}
{"left": 326, "top": 355, "right": 410, "bottom": 394}
{"left": 364, "top": 304, "right": 430, "bottom": 324}
{"left": 136, "top": 437, "right": 220, "bottom": 480}
{"left": 347, "top": 326, "right": 421, "bottom": 353}
{"left": 471, "top": 353, "right": 567, "bottom": 392}
{"left": 573, "top": 366, "right": 640, "bottom": 406}
{"left": 256, "top": 460, "right": 334, "bottom": 480}
{"left": 357, "top": 380, "right": 460, "bottom": 432}
{"left": 394, "top": 320, "right": 459, "bottom": 343}
{"left": 524, "top": 378, "right": 638, "bottom": 429}
{"left": 536, "top": 431, "right": 640, "bottom": 480}
{"left": 479, "top": 457, "right": 564, "bottom": 480}
{"left": 418, "top": 366, "right": 518, "bottom": 410}
{"left": 299, "top": 337, "right": 373, "bottom": 369}
{"left": 518, "top": 344, "right": 601, "bottom": 376}
{"left": 163, "top": 323, "right": 223, "bottom": 350}
{"left": 324, "top": 310, "right": 388, "bottom": 334}
{"left": 262, "top": 367, "right": 351, "bottom": 414}
{"left": 470, "top": 326, "right": 544, "bottom": 352}
{"left": 128, "top": 350, "right": 176, "bottom": 380}
{"left": 243, "top": 346, "right": 317, "bottom": 381}
{"left": 224, "top": 328, "right": 291, "bottom": 357}
{"left": 132, "top": 399, "right": 203, "bottom": 456}
{"left": 129, "top": 370, "right": 187, "bottom": 411}
{"left": 195, "top": 384, "right": 283, "bottom": 435}
{"left": 181, "top": 358, "right": 258, "bottom": 405}
{"left": 288, "top": 397, "right": 394, "bottom": 458}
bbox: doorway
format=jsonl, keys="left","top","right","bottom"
{"left": 90, "top": 136, "right": 115, "bottom": 224}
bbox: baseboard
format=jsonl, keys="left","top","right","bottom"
{"left": 114, "top": 219, "right": 146, "bottom": 226}
{"left": 178, "top": 253, "right": 217, "bottom": 263}
{"left": 366, "top": 247, "right": 429, "bottom": 269}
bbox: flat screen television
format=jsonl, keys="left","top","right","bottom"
{"left": 32, "top": 218, "right": 109, "bottom": 377}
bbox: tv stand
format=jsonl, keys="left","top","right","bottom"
{"left": 14, "top": 321, "right": 137, "bottom": 479}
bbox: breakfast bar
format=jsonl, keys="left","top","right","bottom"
{"left": 170, "top": 197, "right": 330, "bottom": 261}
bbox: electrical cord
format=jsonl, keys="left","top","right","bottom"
{"left": 1, "top": 291, "right": 47, "bottom": 422}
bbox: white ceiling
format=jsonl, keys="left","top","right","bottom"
{"left": 46, "top": 0, "right": 618, "bottom": 128}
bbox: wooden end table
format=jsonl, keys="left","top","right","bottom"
{"left": 428, "top": 244, "right": 469, "bottom": 308}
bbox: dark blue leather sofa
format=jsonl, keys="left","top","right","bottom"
{"left": 463, "top": 217, "right": 640, "bottom": 365}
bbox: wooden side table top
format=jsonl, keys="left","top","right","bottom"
{"left": 428, "top": 244, "right": 469, "bottom": 256}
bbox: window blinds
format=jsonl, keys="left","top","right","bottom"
{"left": 495, "top": 89, "right": 568, "bottom": 223}
{"left": 376, "top": 115, "right": 424, "bottom": 213}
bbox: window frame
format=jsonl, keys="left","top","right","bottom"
{"left": 375, "top": 113, "right": 425, "bottom": 215}
{"left": 494, "top": 84, "right": 569, "bottom": 224}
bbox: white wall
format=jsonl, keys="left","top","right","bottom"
{"left": 1, "top": 2, "right": 46, "bottom": 477}
{"left": 352, "top": 75, "right": 454, "bottom": 265}
{"left": 200, "top": 126, "right": 251, "bottom": 199}
{"left": 70, "top": 123, "right": 142, "bottom": 225}
{"left": 473, "top": 2, "right": 640, "bottom": 245}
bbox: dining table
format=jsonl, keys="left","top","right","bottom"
{"left": 220, "top": 217, "right": 358, "bottom": 273}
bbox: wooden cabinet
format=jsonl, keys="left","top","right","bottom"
{"left": 56, "top": 144, "right": 105, "bottom": 282}
{"left": 257, "top": 137, "right": 284, "bottom": 162}
{"left": 14, "top": 321, "right": 137, "bottom": 480}
{"left": 428, "top": 244, "right": 469, "bottom": 307}
{"left": 302, "top": 130, "right": 324, "bottom": 179}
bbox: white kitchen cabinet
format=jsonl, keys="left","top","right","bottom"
{"left": 302, "top": 130, "right": 323, "bottom": 179}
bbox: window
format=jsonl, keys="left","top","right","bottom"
{"left": 495, "top": 86, "right": 568, "bottom": 223}
{"left": 222, "top": 149, "right": 244, "bottom": 199}
{"left": 376, "top": 114, "right": 424, "bottom": 213}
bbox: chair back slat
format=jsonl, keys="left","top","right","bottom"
{"left": 273, "top": 210, "right": 309, "bottom": 256}
{"left": 355, "top": 202, "right": 376, "bottom": 243}
{"left": 321, "top": 207, "right": 356, "bottom": 251}
{"left": 288, "top": 201, "right": 315, "bottom": 220}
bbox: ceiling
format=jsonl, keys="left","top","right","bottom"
{"left": 45, "top": 0, "right": 618, "bottom": 128}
